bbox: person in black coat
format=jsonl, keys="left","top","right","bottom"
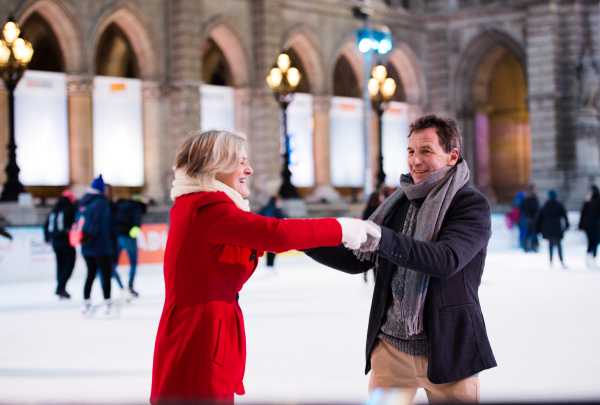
{"left": 537, "top": 189, "right": 569, "bottom": 269}
{"left": 521, "top": 183, "right": 540, "bottom": 252}
{"left": 305, "top": 115, "right": 496, "bottom": 403}
{"left": 113, "top": 193, "right": 147, "bottom": 296}
{"left": 578, "top": 185, "right": 600, "bottom": 268}
{"left": 44, "top": 190, "right": 77, "bottom": 299}
{"left": 259, "top": 195, "right": 285, "bottom": 274}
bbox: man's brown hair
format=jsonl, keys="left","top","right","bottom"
{"left": 409, "top": 114, "right": 462, "bottom": 160}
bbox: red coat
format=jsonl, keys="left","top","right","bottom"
{"left": 150, "top": 192, "right": 342, "bottom": 404}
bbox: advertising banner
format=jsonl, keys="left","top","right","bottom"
{"left": 382, "top": 101, "right": 410, "bottom": 187}
{"left": 200, "top": 85, "right": 235, "bottom": 132}
{"left": 286, "top": 93, "right": 315, "bottom": 187}
{"left": 0, "top": 224, "right": 169, "bottom": 284}
{"left": 14, "top": 71, "right": 70, "bottom": 185}
{"left": 329, "top": 97, "right": 365, "bottom": 187}
{"left": 93, "top": 76, "right": 144, "bottom": 186}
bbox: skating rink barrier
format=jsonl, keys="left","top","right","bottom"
{"left": 0, "top": 213, "right": 586, "bottom": 283}
{"left": 0, "top": 223, "right": 167, "bottom": 283}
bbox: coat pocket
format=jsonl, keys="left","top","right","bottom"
{"left": 213, "top": 318, "right": 227, "bottom": 366}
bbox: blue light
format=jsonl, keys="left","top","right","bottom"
{"left": 359, "top": 38, "right": 372, "bottom": 53}
{"left": 372, "top": 40, "right": 380, "bottom": 50}
{"left": 378, "top": 39, "right": 391, "bottom": 54}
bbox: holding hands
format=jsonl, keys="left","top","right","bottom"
{"left": 336, "top": 218, "right": 382, "bottom": 250}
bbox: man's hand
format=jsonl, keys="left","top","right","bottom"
{"left": 336, "top": 218, "right": 381, "bottom": 250}
{"left": 359, "top": 220, "right": 382, "bottom": 252}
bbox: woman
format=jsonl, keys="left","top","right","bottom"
{"left": 578, "top": 185, "right": 600, "bottom": 267}
{"left": 151, "top": 130, "right": 378, "bottom": 404}
{"left": 537, "top": 189, "right": 569, "bottom": 269}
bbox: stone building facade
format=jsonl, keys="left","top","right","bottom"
{"left": 0, "top": 0, "right": 598, "bottom": 209}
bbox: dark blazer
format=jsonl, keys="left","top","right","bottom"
{"left": 305, "top": 185, "right": 497, "bottom": 384}
{"left": 579, "top": 199, "right": 600, "bottom": 232}
{"left": 537, "top": 199, "right": 569, "bottom": 240}
{"left": 79, "top": 193, "right": 114, "bottom": 257}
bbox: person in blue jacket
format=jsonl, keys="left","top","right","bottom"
{"left": 80, "top": 175, "right": 114, "bottom": 314}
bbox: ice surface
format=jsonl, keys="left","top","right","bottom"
{"left": 0, "top": 235, "right": 599, "bottom": 404}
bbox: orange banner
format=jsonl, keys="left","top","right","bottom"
{"left": 118, "top": 223, "right": 168, "bottom": 265}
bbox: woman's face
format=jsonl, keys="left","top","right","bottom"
{"left": 215, "top": 152, "right": 253, "bottom": 198}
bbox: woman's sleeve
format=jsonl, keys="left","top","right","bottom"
{"left": 199, "top": 202, "right": 342, "bottom": 253}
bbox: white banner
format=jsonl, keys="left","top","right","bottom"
{"left": 93, "top": 76, "right": 144, "bottom": 186}
{"left": 287, "top": 93, "right": 315, "bottom": 187}
{"left": 200, "top": 85, "right": 235, "bottom": 131}
{"left": 329, "top": 97, "right": 364, "bottom": 187}
{"left": 382, "top": 101, "right": 410, "bottom": 187}
{"left": 14, "top": 71, "right": 69, "bottom": 185}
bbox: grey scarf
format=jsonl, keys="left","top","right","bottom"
{"left": 356, "top": 160, "right": 470, "bottom": 335}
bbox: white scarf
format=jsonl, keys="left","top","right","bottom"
{"left": 171, "top": 169, "right": 250, "bottom": 212}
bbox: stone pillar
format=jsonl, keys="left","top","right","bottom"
{"left": 142, "top": 81, "right": 167, "bottom": 203}
{"left": 306, "top": 95, "right": 340, "bottom": 202}
{"left": 426, "top": 29, "right": 450, "bottom": 116}
{"left": 167, "top": 0, "right": 203, "bottom": 189}
{"left": 526, "top": 1, "right": 561, "bottom": 197}
{"left": 473, "top": 110, "right": 496, "bottom": 203}
{"left": 67, "top": 75, "right": 94, "bottom": 197}
{"left": 248, "top": 0, "right": 284, "bottom": 206}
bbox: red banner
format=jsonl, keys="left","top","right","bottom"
{"left": 118, "top": 223, "right": 168, "bottom": 265}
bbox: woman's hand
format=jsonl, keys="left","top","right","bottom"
{"left": 336, "top": 218, "right": 382, "bottom": 250}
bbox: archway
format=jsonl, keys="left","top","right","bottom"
{"left": 454, "top": 30, "right": 529, "bottom": 203}
{"left": 91, "top": 6, "right": 159, "bottom": 195}
{"left": 484, "top": 48, "right": 531, "bottom": 202}
{"left": 20, "top": 12, "right": 65, "bottom": 72}
{"left": 95, "top": 23, "right": 139, "bottom": 78}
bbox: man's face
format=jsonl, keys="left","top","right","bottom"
{"left": 407, "top": 127, "right": 459, "bottom": 184}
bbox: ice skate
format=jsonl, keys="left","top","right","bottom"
{"left": 116, "top": 288, "right": 131, "bottom": 305}
{"left": 103, "top": 299, "right": 115, "bottom": 316}
{"left": 81, "top": 300, "right": 94, "bottom": 317}
{"left": 56, "top": 290, "right": 71, "bottom": 300}
{"left": 561, "top": 262, "right": 568, "bottom": 270}
{"left": 129, "top": 287, "right": 139, "bottom": 298}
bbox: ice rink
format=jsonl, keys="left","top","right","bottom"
{"left": 1, "top": 231, "right": 600, "bottom": 404}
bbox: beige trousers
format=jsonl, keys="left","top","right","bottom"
{"left": 368, "top": 339, "right": 480, "bottom": 404}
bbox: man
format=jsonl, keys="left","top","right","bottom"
{"left": 521, "top": 183, "right": 540, "bottom": 252}
{"left": 305, "top": 115, "right": 496, "bottom": 403}
{"left": 113, "top": 192, "right": 147, "bottom": 296}
{"left": 44, "top": 190, "right": 77, "bottom": 299}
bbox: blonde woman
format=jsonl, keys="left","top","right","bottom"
{"left": 151, "top": 130, "right": 379, "bottom": 404}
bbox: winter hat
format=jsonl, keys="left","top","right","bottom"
{"left": 61, "top": 190, "right": 76, "bottom": 203}
{"left": 91, "top": 175, "right": 105, "bottom": 193}
{"left": 548, "top": 189, "right": 557, "bottom": 200}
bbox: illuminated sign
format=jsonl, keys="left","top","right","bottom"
{"left": 286, "top": 93, "right": 315, "bottom": 187}
{"left": 92, "top": 76, "right": 144, "bottom": 186}
{"left": 14, "top": 71, "right": 69, "bottom": 185}
{"left": 200, "top": 85, "right": 235, "bottom": 131}
{"left": 382, "top": 101, "right": 410, "bottom": 187}
{"left": 329, "top": 96, "right": 365, "bottom": 187}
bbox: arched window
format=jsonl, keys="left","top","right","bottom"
{"left": 333, "top": 56, "right": 360, "bottom": 98}
{"left": 20, "top": 12, "right": 65, "bottom": 72}
{"left": 202, "top": 38, "right": 232, "bottom": 86}
{"left": 95, "top": 23, "right": 139, "bottom": 78}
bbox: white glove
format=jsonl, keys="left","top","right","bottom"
{"left": 336, "top": 218, "right": 382, "bottom": 250}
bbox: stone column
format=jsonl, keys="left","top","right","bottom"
{"left": 248, "top": 0, "right": 284, "bottom": 205}
{"left": 526, "top": 0, "right": 561, "bottom": 197}
{"left": 67, "top": 75, "right": 94, "bottom": 197}
{"left": 306, "top": 95, "right": 340, "bottom": 202}
{"left": 142, "top": 81, "right": 167, "bottom": 203}
{"left": 426, "top": 29, "right": 450, "bottom": 116}
{"left": 473, "top": 109, "right": 496, "bottom": 203}
{"left": 167, "top": 0, "right": 203, "bottom": 189}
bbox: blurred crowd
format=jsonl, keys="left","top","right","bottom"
{"left": 43, "top": 175, "right": 146, "bottom": 315}
{"left": 506, "top": 183, "right": 600, "bottom": 269}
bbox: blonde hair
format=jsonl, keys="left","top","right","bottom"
{"left": 174, "top": 130, "right": 249, "bottom": 188}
